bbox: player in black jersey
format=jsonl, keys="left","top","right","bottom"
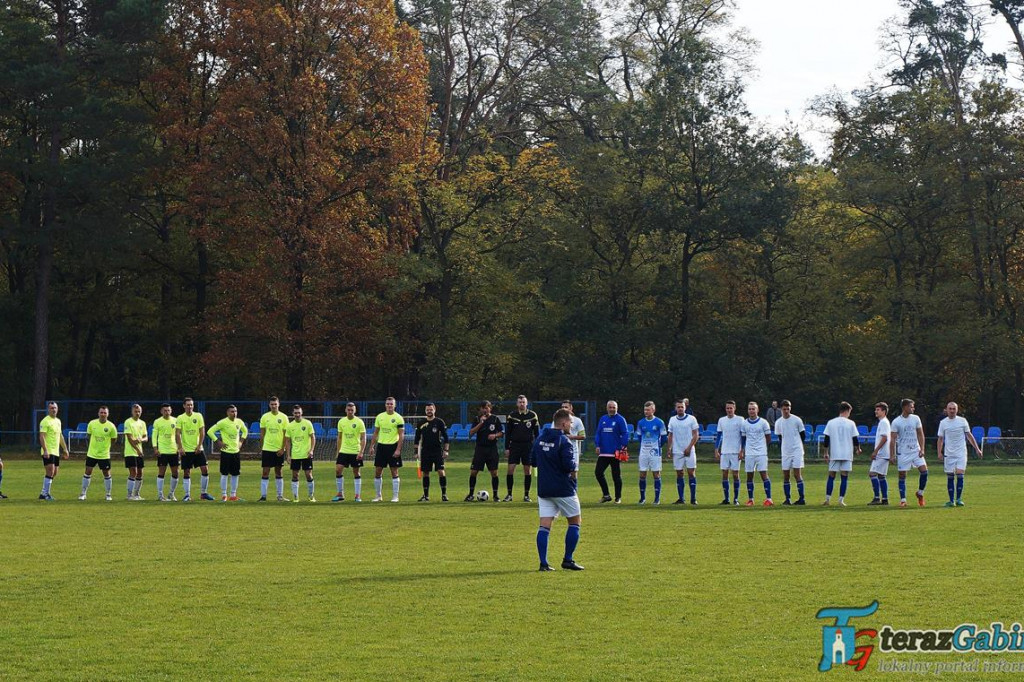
{"left": 415, "top": 403, "right": 450, "bottom": 501}
{"left": 504, "top": 395, "right": 540, "bottom": 502}
{"left": 465, "top": 401, "right": 503, "bottom": 501}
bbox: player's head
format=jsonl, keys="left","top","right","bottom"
{"left": 772, "top": 400, "right": 778, "bottom": 408}
{"left": 131, "top": 403, "right": 142, "bottom": 418}
{"left": 725, "top": 400, "right": 735, "bottom": 416}
{"left": 606, "top": 400, "right": 618, "bottom": 415}
{"left": 945, "top": 401, "right": 958, "bottom": 418}
{"left": 516, "top": 395, "right": 527, "bottom": 411}
{"left": 292, "top": 404, "right": 303, "bottom": 420}
{"left": 160, "top": 403, "right": 171, "bottom": 417}
{"left": 226, "top": 404, "right": 237, "bottom": 418}
{"left": 183, "top": 397, "right": 194, "bottom": 413}
{"left": 47, "top": 401, "right": 59, "bottom": 417}
{"left": 479, "top": 400, "right": 491, "bottom": 417}
{"left": 747, "top": 401, "right": 759, "bottom": 418}
{"left": 901, "top": 398, "right": 915, "bottom": 415}
{"left": 345, "top": 402, "right": 356, "bottom": 417}
{"left": 385, "top": 397, "right": 396, "bottom": 413}
{"left": 780, "top": 399, "right": 791, "bottom": 416}
{"left": 97, "top": 405, "right": 109, "bottom": 421}
{"left": 425, "top": 402, "right": 436, "bottom": 418}
{"left": 874, "top": 402, "right": 888, "bottom": 418}
{"left": 838, "top": 401, "right": 852, "bottom": 416}
{"left": 560, "top": 400, "right": 574, "bottom": 413}
{"left": 644, "top": 401, "right": 655, "bottom": 418}
{"left": 675, "top": 399, "right": 686, "bottom": 416}
{"left": 269, "top": 396, "right": 280, "bottom": 412}
{"left": 553, "top": 408, "right": 572, "bottom": 433}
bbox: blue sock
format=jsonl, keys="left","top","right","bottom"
{"left": 839, "top": 475, "right": 848, "bottom": 498}
{"left": 918, "top": 471, "right": 928, "bottom": 492}
{"left": 871, "top": 476, "right": 880, "bottom": 499}
{"left": 899, "top": 477, "right": 907, "bottom": 500}
{"left": 721, "top": 479, "right": 729, "bottom": 500}
{"left": 733, "top": 478, "right": 739, "bottom": 501}
{"left": 689, "top": 476, "right": 697, "bottom": 503}
{"left": 536, "top": 526, "right": 550, "bottom": 565}
{"left": 746, "top": 480, "right": 754, "bottom": 500}
{"left": 678, "top": 478, "right": 686, "bottom": 501}
{"left": 564, "top": 524, "right": 580, "bottom": 562}
{"left": 653, "top": 478, "right": 662, "bottom": 502}
{"left": 879, "top": 476, "right": 888, "bottom": 499}
{"left": 783, "top": 481, "right": 791, "bottom": 502}
{"left": 946, "top": 474, "right": 955, "bottom": 503}
{"left": 956, "top": 474, "right": 963, "bottom": 500}
{"left": 797, "top": 479, "right": 805, "bottom": 500}
{"left": 639, "top": 478, "right": 647, "bottom": 500}
{"left": 0, "top": 469, "right": 3, "bottom": 488}
{"left": 826, "top": 476, "right": 835, "bottom": 497}
{"left": 763, "top": 478, "right": 771, "bottom": 500}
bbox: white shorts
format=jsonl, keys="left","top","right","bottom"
{"left": 719, "top": 453, "right": 740, "bottom": 471}
{"left": 828, "top": 459, "right": 853, "bottom": 473}
{"left": 869, "top": 458, "right": 890, "bottom": 476}
{"left": 744, "top": 454, "right": 768, "bottom": 473}
{"left": 538, "top": 495, "right": 581, "bottom": 519}
{"left": 897, "top": 453, "right": 927, "bottom": 472}
{"left": 673, "top": 452, "right": 696, "bottom": 470}
{"left": 781, "top": 453, "right": 804, "bottom": 471}
{"left": 942, "top": 455, "right": 967, "bottom": 474}
{"left": 638, "top": 451, "right": 662, "bottom": 472}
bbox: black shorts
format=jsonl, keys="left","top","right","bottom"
{"left": 157, "top": 453, "right": 180, "bottom": 467}
{"left": 419, "top": 451, "right": 446, "bottom": 472}
{"left": 290, "top": 458, "right": 313, "bottom": 472}
{"left": 84, "top": 457, "right": 112, "bottom": 471}
{"left": 124, "top": 456, "right": 145, "bottom": 469}
{"left": 507, "top": 443, "right": 532, "bottom": 466}
{"left": 41, "top": 455, "right": 61, "bottom": 468}
{"left": 219, "top": 453, "right": 241, "bottom": 476}
{"left": 374, "top": 443, "right": 402, "bottom": 469}
{"left": 181, "top": 452, "right": 208, "bottom": 470}
{"left": 261, "top": 450, "right": 285, "bottom": 469}
{"left": 471, "top": 446, "right": 500, "bottom": 472}
{"left": 335, "top": 453, "right": 363, "bottom": 468}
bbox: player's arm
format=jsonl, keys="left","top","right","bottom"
{"left": 936, "top": 434, "right": 944, "bottom": 460}
{"left": 441, "top": 421, "right": 450, "bottom": 459}
{"left": 915, "top": 425, "right": 925, "bottom": 454}
{"left": 738, "top": 431, "right": 746, "bottom": 459}
{"left": 394, "top": 424, "right": 403, "bottom": 456}
{"left": 822, "top": 434, "right": 831, "bottom": 461}
{"left": 714, "top": 429, "right": 722, "bottom": 459}
{"left": 763, "top": 426, "right": 771, "bottom": 451}
{"left": 853, "top": 434, "right": 861, "bottom": 455}
{"left": 872, "top": 432, "right": 887, "bottom": 459}
{"left": 309, "top": 431, "right": 316, "bottom": 457}
{"left": 503, "top": 416, "right": 511, "bottom": 453}
{"left": 414, "top": 423, "right": 422, "bottom": 459}
{"left": 966, "top": 428, "right": 982, "bottom": 456}
{"left": 258, "top": 425, "right": 266, "bottom": 452}
{"left": 469, "top": 417, "right": 484, "bottom": 435}
{"left": 59, "top": 430, "right": 70, "bottom": 458}
{"left": 358, "top": 430, "right": 366, "bottom": 459}
{"left": 39, "top": 430, "right": 50, "bottom": 458}
{"left": 889, "top": 429, "right": 897, "bottom": 459}
{"left": 490, "top": 420, "right": 502, "bottom": 442}
{"left": 687, "top": 427, "right": 698, "bottom": 454}
{"left": 197, "top": 425, "right": 206, "bottom": 453}
{"left": 666, "top": 429, "right": 674, "bottom": 454}
{"left": 175, "top": 424, "right": 185, "bottom": 455}
{"left": 208, "top": 424, "right": 221, "bottom": 449}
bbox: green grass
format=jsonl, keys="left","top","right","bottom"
{"left": 1, "top": 454, "right": 1022, "bottom": 681}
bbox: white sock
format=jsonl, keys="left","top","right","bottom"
{"left": 221, "top": 475, "right": 228, "bottom": 495}
{"left": 127, "top": 478, "right": 135, "bottom": 496}
{"left": 392, "top": 477, "right": 400, "bottom": 498}
{"left": 157, "top": 477, "right": 165, "bottom": 497}
{"left": 336, "top": 476, "right": 344, "bottom": 494}
{"left": 104, "top": 477, "right": 112, "bottom": 495}
{"left": 81, "top": 475, "right": 91, "bottom": 494}
{"left": 133, "top": 478, "right": 143, "bottom": 496}
{"left": 170, "top": 477, "right": 178, "bottom": 494}
{"left": 292, "top": 481, "right": 299, "bottom": 499}
{"left": 276, "top": 477, "right": 284, "bottom": 497}
{"left": 230, "top": 475, "right": 239, "bottom": 496}
{"left": 42, "top": 476, "right": 52, "bottom": 495}
{"left": 354, "top": 478, "right": 362, "bottom": 497}
{"left": 260, "top": 478, "right": 269, "bottom": 497}
{"left": 374, "top": 478, "right": 383, "bottom": 497}
{"left": 307, "top": 480, "right": 314, "bottom": 497}
{"left": 183, "top": 478, "right": 191, "bottom": 496}
{"left": 200, "top": 474, "right": 209, "bottom": 494}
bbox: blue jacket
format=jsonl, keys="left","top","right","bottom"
{"left": 531, "top": 427, "right": 577, "bottom": 498}
{"left": 594, "top": 413, "right": 629, "bottom": 454}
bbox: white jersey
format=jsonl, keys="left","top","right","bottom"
{"left": 824, "top": 416, "right": 858, "bottom": 461}
{"left": 741, "top": 418, "right": 771, "bottom": 458}
{"left": 937, "top": 416, "right": 970, "bottom": 459}
{"left": 874, "top": 417, "right": 891, "bottom": 459}
{"left": 891, "top": 414, "right": 923, "bottom": 457}
{"left": 717, "top": 415, "right": 744, "bottom": 454}
{"left": 774, "top": 415, "right": 805, "bottom": 458}
{"left": 668, "top": 414, "right": 699, "bottom": 456}
{"left": 568, "top": 415, "right": 585, "bottom": 464}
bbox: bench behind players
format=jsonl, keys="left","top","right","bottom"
{"left": 531, "top": 408, "right": 583, "bottom": 571}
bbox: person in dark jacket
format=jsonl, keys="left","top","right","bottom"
{"left": 530, "top": 408, "right": 583, "bottom": 571}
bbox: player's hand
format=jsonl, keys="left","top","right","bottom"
{"left": 938, "top": 453, "right": 943, "bottom": 461}
{"left": 714, "top": 450, "right": 720, "bottom": 460}
{"left": 977, "top": 449, "right": 983, "bottom": 459}
{"left": 738, "top": 451, "right": 744, "bottom": 461}
{"left": 177, "top": 448, "right": 185, "bottom": 456}
{"left": 393, "top": 451, "right": 401, "bottom": 458}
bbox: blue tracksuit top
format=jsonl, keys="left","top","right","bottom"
{"left": 531, "top": 427, "right": 578, "bottom": 498}
{"left": 594, "top": 413, "right": 629, "bottom": 454}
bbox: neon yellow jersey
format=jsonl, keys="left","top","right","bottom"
{"left": 123, "top": 417, "right": 148, "bottom": 456}
{"left": 152, "top": 417, "right": 178, "bottom": 454}
{"left": 374, "top": 412, "right": 404, "bottom": 445}
{"left": 260, "top": 411, "right": 288, "bottom": 452}
{"left": 286, "top": 418, "right": 315, "bottom": 459}
{"left": 176, "top": 412, "right": 205, "bottom": 452}
{"left": 210, "top": 418, "right": 248, "bottom": 454}
{"left": 39, "top": 415, "right": 62, "bottom": 456}
{"left": 337, "top": 416, "right": 366, "bottom": 454}
{"left": 86, "top": 419, "right": 118, "bottom": 459}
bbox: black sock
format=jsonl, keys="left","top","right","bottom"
{"left": 468, "top": 474, "right": 477, "bottom": 495}
{"left": 423, "top": 476, "right": 430, "bottom": 495}
{"left": 491, "top": 475, "right": 499, "bottom": 498}
{"left": 506, "top": 474, "right": 514, "bottom": 496}
{"left": 439, "top": 474, "right": 447, "bottom": 494}
{"left": 524, "top": 474, "right": 532, "bottom": 496}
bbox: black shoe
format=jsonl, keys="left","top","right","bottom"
{"left": 719, "top": 499, "right": 730, "bottom": 505}
{"left": 782, "top": 500, "right": 791, "bottom": 506}
{"left": 539, "top": 564, "right": 555, "bottom": 572}
{"left": 441, "top": 494, "right": 449, "bottom": 502}
{"left": 418, "top": 495, "right": 429, "bottom": 502}
{"left": 867, "top": 499, "right": 881, "bottom": 506}
{"left": 523, "top": 495, "right": 532, "bottom": 503}
{"left": 672, "top": 499, "right": 685, "bottom": 504}
{"left": 881, "top": 499, "right": 889, "bottom": 505}
{"left": 561, "top": 559, "right": 584, "bottom": 571}
{"left": 690, "top": 500, "right": 698, "bottom": 506}
{"left": 0, "top": 491, "right": 7, "bottom": 499}
{"left": 463, "top": 494, "right": 475, "bottom": 502}
{"left": 599, "top": 495, "right": 612, "bottom": 503}
{"left": 794, "top": 499, "right": 806, "bottom": 505}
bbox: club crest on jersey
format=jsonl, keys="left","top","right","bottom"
{"left": 489, "top": 425, "right": 495, "bottom": 431}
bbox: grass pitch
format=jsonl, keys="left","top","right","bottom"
{"left": 0, "top": 453, "right": 1021, "bottom": 681}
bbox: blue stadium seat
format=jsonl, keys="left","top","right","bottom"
{"left": 249, "top": 422, "right": 260, "bottom": 434}
{"left": 813, "top": 424, "right": 826, "bottom": 443}
{"left": 446, "top": 427, "right": 458, "bottom": 439}
{"left": 987, "top": 426, "right": 1002, "bottom": 443}
{"left": 456, "top": 427, "right": 470, "bottom": 441}
{"left": 450, "top": 423, "right": 464, "bottom": 432}
{"left": 313, "top": 423, "right": 324, "bottom": 437}
{"left": 804, "top": 425, "right": 814, "bottom": 442}
{"left": 857, "top": 425, "right": 870, "bottom": 443}
{"left": 328, "top": 428, "right": 338, "bottom": 439}
{"left": 75, "top": 422, "right": 87, "bottom": 432}
{"left": 971, "top": 426, "right": 984, "bottom": 444}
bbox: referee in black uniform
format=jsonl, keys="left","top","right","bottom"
{"left": 415, "top": 402, "right": 450, "bottom": 502}
{"left": 504, "top": 395, "right": 540, "bottom": 502}
{"left": 465, "top": 401, "right": 503, "bottom": 501}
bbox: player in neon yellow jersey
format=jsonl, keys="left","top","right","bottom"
{"left": 209, "top": 405, "right": 248, "bottom": 501}
{"left": 176, "top": 397, "right": 213, "bottom": 501}
{"left": 369, "top": 397, "right": 405, "bottom": 502}
{"left": 79, "top": 406, "right": 118, "bottom": 501}
{"left": 123, "top": 403, "right": 148, "bottom": 500}
{"left": 152, "top": 403, "right": 180, "bottom": 501}
{"left": 258, "top": 396, "right": 288, "bottom": 501}
{"left": 38, "top": 401, "right": 70, "bottom": 500}
{"left": 332, "top": 402, "right": 366, "bottom": 502}
{"left": 284, "top": 405, "right": 317, "bottom": 502}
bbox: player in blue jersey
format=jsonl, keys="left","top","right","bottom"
{"left": 636, "top": 401, "right": 667, "bottom": 505}
{"left": 532, "top": 408, "right": 584, "bottom": 571}
{"left": 594, "top": 400, "right": 629, "bottom": 503}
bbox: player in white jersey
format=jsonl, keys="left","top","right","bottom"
{"left": 936, "top": 402, "right": 982, "bottom": 508}
{"left": 889, "top": 398, "right": 928, "bottom": 507}
{"left": 560, "top": 400, "right": 587, "bottom": 470}
{"left": 740, "top": 401, "right": 773, "bottom": 507}
{"left": 774, "top": 400, "right": 806, "bottom": 505}
{"left": 667, "top": 399, "right": 699, "bottom": 505}
{"left": 867, "top": 402, "right": 892, "bottom": 505}
{"left": 715, "top": 401, "right": 743, "bottom": 505}
{"left": 822, "top": 402, "right": 860, "bottom": 506}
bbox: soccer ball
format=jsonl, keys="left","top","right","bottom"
{"left": 477, "top": 490, "right": 490, "bottom": 502}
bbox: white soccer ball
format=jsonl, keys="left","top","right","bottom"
{"left": 477, "top": 490, "right": 490, "bottom": 501}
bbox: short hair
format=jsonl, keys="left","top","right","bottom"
{"left": 385, "top": 396, "right": 396, "bottom": 403}
{"left": 183, "top": 397, "right": 194, "bottom": 404}
{"left": 644, "top": 401, "right": 655, "bottom": 408}
{"left": 839, "top": 401, "right": 852, "bottom": 413}
{"left": 268, "top": 396, "right": 279, "bottom": 402}
{"left": 425, "top": 401, "right": 435, "bottom": 407}
{"left": 780, "top": 399, "right": 791, "bottom": 408}
{"left": 901, "top": 398, "right": 914, "bottom": 408}
{"left": 747, "top": 401, "right": 758, "bottom": 408}
{"left": 98, "top": 405, "right": 109, "bottom": 411}
{"left": 552, "top": 408, "right": 571, "bottom": 425}
{"left": 560, "top": 399, "right": 572, "bottom": 406}
{"left": 131, "top": 403, "right": 142, "bottom": 410}
{"left": 227, "top": 404, "right": 237, "bottom": 411}
{"left": 479, "top": 400, "right": 492, "bottom": 408}
{"left": 292, "top": 404, "right": 302, "bottom": 411}
{"left": 725, "top": 400, "right": 736, "bottom": 407}
{"left": 517, "top": 394, "right": 527, "bottom": 401}
{"left": 875, "top": 402, "right": 888, "bottom": 413}
{"left": 47, "top": 400, "right": 58, "bottom": 407}
{"left": 345, "top": 402, "right": 356, "bottom": 408}
{"left": 675, "top": 398, "right": 686, "bottom": 406}
{"left": 160, "top": 403, "right": 171, "bottom": 410}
